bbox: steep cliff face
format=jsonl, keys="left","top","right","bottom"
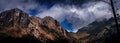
{"left": 0, "top": 8, "right": 69, "bottom": 43}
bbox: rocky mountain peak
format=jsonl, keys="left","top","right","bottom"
{"left": 0, "top": 8, "right": 70, "bottom": 43}
{"left": 0, "top": 8, "right": 30, "bottom": 28}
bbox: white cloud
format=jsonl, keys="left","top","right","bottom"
{"left": 36, "top": 1, "right": 112, "bottom": 32}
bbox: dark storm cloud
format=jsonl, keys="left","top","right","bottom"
{"left": 0, "top": 0, "right": 35, "bottom": 10}
{"left": 35, "top": 0, "right": 92, "bottom": 5}
{"left": 0, "top": 0, "right": 48, "bottom": 15}
{"left": 0, "top": 0, "right": 109, "bottom": 14}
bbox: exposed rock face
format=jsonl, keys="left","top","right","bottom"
{"left": 0, "top": 8, "right": 30, "bottom": 28}
{"left": 0, "top": 8, "right": 69, "bottom": 43}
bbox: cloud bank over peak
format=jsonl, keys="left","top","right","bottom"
{"left": 37, "top": 1, "right": 112, "bottom": 32}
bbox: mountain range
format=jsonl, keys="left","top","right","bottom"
{"left": 0, "top": 8, "right": 120, "bottom": 43}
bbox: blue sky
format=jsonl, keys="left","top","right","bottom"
{"left": 0, "top": 0, "right": 120, "bottom": 32}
